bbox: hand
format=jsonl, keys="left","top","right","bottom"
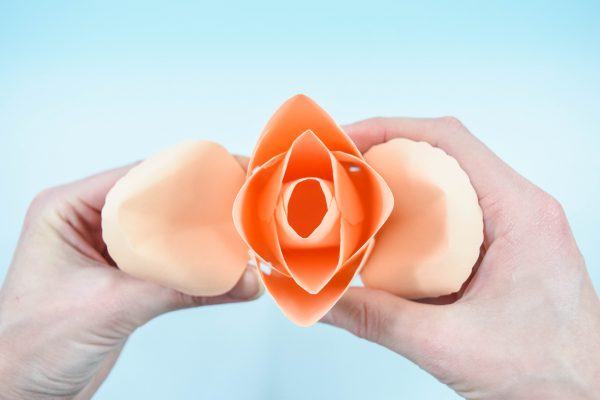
{"left": 323, "top": 117, "right": 600, "bottom": 399}
{"left": 0, "top": 162, "right": 262, "bottom": 399}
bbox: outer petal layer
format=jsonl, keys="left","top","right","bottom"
{"left": 102, "top": 140, "right": 248, "bottom": 296}
{"left": 361, "top": 138, "right": 484, "bottom": 298}
{"left": 332, "top": 151, "right": 395, "bottom": 262}
{"left": 255, "top": 240, "right": 374, "bottom": 327}
{"left": 232, "top": 153, "right": 289, "bottom": 275}
{"left": 247, "top": 94, "right": 361, "bottom": 172}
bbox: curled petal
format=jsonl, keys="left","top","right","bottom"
{"left": 238, "top": 130, "right": 343, "bottom": 294}
{"left": 248, "top": 94, "right": 361, "bottom": 172}
{"left": 331, "top": 151, "right": 395, "bottom": 263}
{"left": 282, "top": 129, "right": 334, "bottom": 182}
{"left": 255, "top": 240, "right": 374, "bottom": 327}
{"left": 273, "top": 147, "right": 395, "bottom": 295}
{"left": 275, "top": 178, "right": 340, "bottom": 249}
{"left": 234, "top": 131, "right": 345, "bottom": 286}
{"left": 232, "top": 153, "right": 290, "bottom": 276}
{"left": 361, "top": 138, "right": 484, "bottom": 298}
{"left": 276, "top": 176, "right": 341, "bottom": 294}
{"left": 102, "top": 141, "right": 248, "bottom": 296}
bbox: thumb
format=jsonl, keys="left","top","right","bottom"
{"left": 173, "top": 265, "right": 264, "bottom": 309}
{"left": 322, "top": 287, "right": 445, "bottom": 363}
{"left": 114, "top": 265, "right": 263, "bottom": 329}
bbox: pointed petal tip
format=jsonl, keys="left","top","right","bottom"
{"left": 257, "top": 240, "right": 374, "bottom": 327}
{"left": 249, "top": 94, "right": 361, "bottom": 171}
{"left": 286, "top": 93, "right": 311, "bottom": 103}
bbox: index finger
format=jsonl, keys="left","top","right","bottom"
{"left": 343, "top": 117, "right": 526, "bottom": 204}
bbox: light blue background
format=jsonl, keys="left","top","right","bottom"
{"left": 1, "top": 1, "right": 599, "bottom": 399}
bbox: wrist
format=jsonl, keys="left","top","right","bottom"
{"left": 504, "top": 327, "right": 600, "bottom": 399}
{"left": 0, "top": 324, "right": 28, "bottom": 400}
{"left": 508, "top": 381, "right": 598, "bottom": 400}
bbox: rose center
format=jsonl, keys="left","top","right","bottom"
{"left": 286, "top": 179, "right": 328, "bottom": 238}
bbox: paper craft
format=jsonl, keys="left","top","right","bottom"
{"left": 102, "top": 94, "right": 483, "bottom": 326}
{"left": 361, "top": 139, "right": 483, "bottom": 298}
{"left": 101, "top": 141, "right": 249, "bottom": 296}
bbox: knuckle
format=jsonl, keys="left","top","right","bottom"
{"left": 27, "top": 187, "right": 62, "bottom": 219}
{"left": 171, "top": 290, "right": 203, "bottom": 308}
{"left": 346, "top": 300, "right": 385, "bottom": 343}
{"left": 32, "top": 187, "right": 60, "bottom": 205}
{"left": 536, "top": 192, "right": 569, "bottom": 229}
{"left": 366, "top": 116, "right": 388, "bottom": 125}
{"left": 357, "top": 116, "right": 388, "bottom": 131}
{"left": 437, "top": 116, "right": 466, "bottom": 133}
{"left": 523, "top": 190, "right": 574, "bottom": 244}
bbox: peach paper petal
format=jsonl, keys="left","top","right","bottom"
{"left": 282, "top": 130, "right": 334, "bottom": 182}
{"left": 275, "top": 150, "right": 395, "bottom": 296}
{"left": 237, "top": 129, "right": 357, "bottom": 293}
{"left": 102, "top": 141, "right": 248, "bottom": 296}
{"left": 255, "top": 240, "right": 374, "bottom": 327}
{"left": 275, "top": 179, "right": 340, "bottom": 249}
{"left": 331, "top": 151, "right": 395, "bottom": 262}
{"left": 361, "top": 138, "right": 484, "bottom": 298}
{"left": 234, "top": 129, "right": 345, "bottom": 282}
{"left": 280, "top": 246, "right": 340, "bottom": 295}
{"left": 247, "top": 94, "right": 361, "bottom": 172}
{"left": 274, "top": 131, "right": 344, "bottom": 293}
{"left": 277, "top": 177, "right": 341, "bottom": 294}
{"left": 232, "top": 153, "right": 290, "bottom": 276}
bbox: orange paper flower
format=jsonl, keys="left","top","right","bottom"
{"left": 102, "top": 94, "right": 483, "bottom": 327}
{"left": 232, "top": 95, "right": 395, "bottom": 326}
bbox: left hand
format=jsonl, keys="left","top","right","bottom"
{"left": 0, "top": 163, "right": 262, "bottom": 399}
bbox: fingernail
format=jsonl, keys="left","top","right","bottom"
{"left": 320, "top": 311, "right": 333, "bottom": 324}
{"left": 230, "top": 266, "right": 264, "bottom": 300}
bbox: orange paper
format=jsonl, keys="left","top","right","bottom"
{"left": 101, "top": 95, "right": 483, "bottom": 327}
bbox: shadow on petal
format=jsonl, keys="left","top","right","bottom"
{"left": 232, "top": 153, "right": 290, "bottom": 276}
{"left": 256, "top": 240, "right": 374, "bottom": 327}
{"left": 103, "top": 141, "right": 248, "bottom": 296}
{"left": 361, "top": 138, "right": 483, "bottom": 298}
{"left": 331, "top": 151, "right": 394, "bottom": 263}
{"left": 248, "top": 94, "right": 361, "bottom": 172}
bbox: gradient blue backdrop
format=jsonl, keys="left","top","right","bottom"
{"left": 1, "top": 1, "right": 599, "bottom": 399}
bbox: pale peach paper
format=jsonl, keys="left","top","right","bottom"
{"left": 101, "top": 94, "right": 484, "bottom": 327}
{"left": 361, "top": 139, "right": 484, "bottom": 298}
{"left": 101, "top": 141, "right": 248, "bottom": 296}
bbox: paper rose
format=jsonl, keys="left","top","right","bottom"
{"left": 102, "top": 94, "right": 483, "bottom": 327}
{"left": 232, "top": 95, "right": 395, "bottom": 326}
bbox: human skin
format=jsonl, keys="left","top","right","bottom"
{"left": 322, "top": 117, "right": 600, "bottom": 399}
{"left": 0, "top": 159, "right": 262, "bottom": 399}
{"left": 1, "top": 119, "right": 598, "bottom": 400}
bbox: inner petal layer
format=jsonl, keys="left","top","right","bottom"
{"left": 287, "top": 179, "right": 328, "bottom": 238}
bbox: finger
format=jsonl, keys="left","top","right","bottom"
{"left": 343, "top": 117, "right": 540, "bottom": 246}
{"left": 118, "top": 265, "right": 263, "bottom": 326}
{"left": 65, "top": 163, "right": 139, "bottom": 211}
{"left": 321, "top": 287, "right": 444, "bottom": 364}
{"left": 234, "top": 155, "right": 250, "bottom": 171}
{"left": 179, "top": 264, "right": 264, "bottom": 308}
{"left": 343, "top": 117, "right": 527, "bottom": 203}
{"left": 64, "top": 153, "right": 249, "bottom": 213}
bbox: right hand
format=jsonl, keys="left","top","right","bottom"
{"left": 323, "top": 117, "right": 600, "bottom": 399}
